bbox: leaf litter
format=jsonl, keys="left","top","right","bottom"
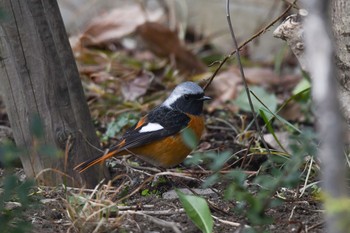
{"left": 0, "top": 3, "right": 325, "bottom": 233}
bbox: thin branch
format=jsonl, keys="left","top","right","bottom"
{"left": 118, "top": 209, "right": 185, "bottom": 216}
{"left": 119, "top": 211, "right": 182, "bottom": 233}
{"left": 212, "top": 215, "right": 245, "bottom": 227}
{"left": 225, "top": 0, "right": 271, "bottom": 153}
{"left": 203, "top": 0, "right": 298, "bottom": 91}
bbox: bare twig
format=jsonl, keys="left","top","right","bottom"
{"left": 225, "top": 0, "right": 271, "bottom": 154}
{"left": 115, "top": 176, "right": 155, "bottom": 202}
{"left": 288, "top": 205, "right": 297, "bottom": 221}
{"left": 119, "top": 211, "right": 182, "bottom": 233}
{"left": 65, "top": 185, "right": 123, "bottom": 194}
{"left": 281, "top": 0, "right": 299, "bottom": 9}
{"left": 239, "top": 137, "right": 254, "bottom": 169}
{"left": 126, "top": 164, "right": 162, "bottom": 173}
{"left": 125, "top": 166, "right": 155, "bottom": 177}
{"left": 212, "top": 215, "right": 243, "bottom": 227}
{"left": 299, "top": 156, "right": 314, "bottom": 197}
{"left": 118, "top": 209, "right": 185, "bottom": 216}
{"left": 154, "top": 171, "right": 198, "bottom": 181}
{"left": 203, "top": 0, "right": 298, "bottom": 91}
{"left": 212, "top": 117, "right": 239, "bottom": 134}
{"left": 35, "top": 168, "right": 74, "bottom": 183}
{"left": 79, "top": 130, "right": 104, "bottom": 153}
{"left": 307, "top": 221, "right": 325, "bottom": 231}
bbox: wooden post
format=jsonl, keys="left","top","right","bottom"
{"left": 0, "top": 0, "right": 109, "bottom": 187}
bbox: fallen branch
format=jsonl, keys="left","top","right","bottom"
{"left": 118, "top": 211, "right": 182, "bottom": 233}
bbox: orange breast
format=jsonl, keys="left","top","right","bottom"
{"left": 128, "top": 115, "right": 205, "bottom": 168}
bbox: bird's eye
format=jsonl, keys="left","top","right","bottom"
{"left": 184, "top": 94, "right": 190, "bottom": 100}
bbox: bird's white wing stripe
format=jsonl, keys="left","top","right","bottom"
{"left": 139, "top": 123, "right": 164, "bottom": 133}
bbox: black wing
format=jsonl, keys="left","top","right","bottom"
{"left": 118, "top": 106, "right": 190, "bottom": 150}
{"left": 74, "top": 106, "right": 189, "bottom": 172}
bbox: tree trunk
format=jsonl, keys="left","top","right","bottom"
{"left": 274, "top": 1, "right": 349, "bottom": 232}
{"left": 303, "top": 0, "right": 348, "bottom": 232}
{"left": 332, "top": 0, "right": 350, "bottom": 126}
{"left": 0, "top": 0, "right": 109, "bottom": 187}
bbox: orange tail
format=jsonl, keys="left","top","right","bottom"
{"left": 74, "top": 149, "right": 120, "bottom": 173}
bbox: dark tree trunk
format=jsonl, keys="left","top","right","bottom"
{"left": 0, "top": 0, "right": 109, "bottom": 187}
{"left": 332, "top": 0, "right": 350, "bottom": 126}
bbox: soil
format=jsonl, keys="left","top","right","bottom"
{"left": 16, "top": 174, "right": 324, "bottom": 233}
{"left": 5, "top": 172, "right": 323, "bottom": 233}
{"left": 1, "top": 113, "right": 325, "bottom": 233}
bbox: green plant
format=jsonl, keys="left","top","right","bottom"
{"left": 0, "top": 143, "right": 35, "bottom": 233}
{"left": 66, "top": 181, "right": 120, "bottom": 232}
{"left": 0, "top": 115, "right": 64, "bottom": 233}
{"left": 234, "top": 86, "right": 278, "bottom": 121}
{"left": 102, "top": 112, "right": 139, "bottom": 141}
{"left": 177, "top": 190, "right": 213, "bottom": 233}
{"left": 183, "top": 95, "right": 317, "bottom": 230}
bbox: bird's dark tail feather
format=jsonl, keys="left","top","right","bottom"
{"left": 74, "top": 150, "right": 119, "bottom": 173}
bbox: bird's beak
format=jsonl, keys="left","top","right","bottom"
{"left": 199, "top": 96, "right": 211, "bottom": 101}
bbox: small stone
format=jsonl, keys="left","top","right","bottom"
{"left": 5, "top": 201, "right": 22, "bottom": 210}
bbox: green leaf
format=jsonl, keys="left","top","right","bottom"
{"left": 141, "top": 189, "right": 150, "bottom": 196}
{"left": 184, "top": 152, "right": 203, "bottom": 166}
{"left": 259, "top": 108, "right": 302, "bottom": 133}
{"left": 37, "top": 144, "right": 61, "bottom": 158}
{"left": 176, "top": 190, "right": 213, "bottom": 233}
{"left": 29, "top": 114, "right": 44, "bottom": 139}
{"left": 104, "top": 113, "right": 138, "bottom": 139}
{"left": 208, "top": 151, "right": 232, "bottom": 171}
{"left": 234, "top": 86, "right": 277, "bottom": 120}
{"left": 181, "top": 128, "right": 198, "bottom": 149}
{"left": 259, "top": 110, "right": 289, "bottom": 154}
{"left": 292, "top": 78, "right": 311, "bottom": 96}
{"left": 0, "top": 7, "right": 10, "bottom": 23}
{"left": 202, "top": 173, "right": 220, "bottom": 188}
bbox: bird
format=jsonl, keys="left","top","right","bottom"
{"left": 74, "top": 81, "right": 211, "bottom": 173}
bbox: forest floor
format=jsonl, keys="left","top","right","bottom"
{"left": 1, "top": 113, "right": 324, "bottom": 232}
{"left": 0, "top": 3, "right": 327, "bottom": 233}
{"left": 1, "top": 129, "right": 325, "bottom": 233}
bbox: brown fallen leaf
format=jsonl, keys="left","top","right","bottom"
{"left": 208, "top": 68, "right": 242, "bottom": 102}
{"left": 278, "top": 101, "right": 304, "bottom": 122}
{"left": 79, "top": 6, "right": 163, "bottom": 47}
{"left": 263, "top": 132, "right": 292, "bottom": 154}
{"left": 244, "top": 67, "right": 280, "bottom": 86}
{"left": 197, "top": 141, "right": 212, "bottom": 152}
{"left": 244, "top": 67, "right": 301, "bottom": 90}
{"left": 205, "top": 68, "right": 242, "bottom": 112}
{"left": 121, "top": 71, "right": 153, "bottom": 101}
{"left": 137, "top": 22, "right": 206, "bottom": 75}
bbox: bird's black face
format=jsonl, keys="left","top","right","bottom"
{"left": 171, "top": 93, "right": 211, "bottom": 115}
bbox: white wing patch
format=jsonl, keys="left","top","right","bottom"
{"left": 139, "top": 122, "right": 164, "bottom": 133}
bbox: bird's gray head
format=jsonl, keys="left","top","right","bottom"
{"left": 162, "top": 82, "right": 210, "bottom": 115}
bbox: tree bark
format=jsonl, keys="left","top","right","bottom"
{"left": 274, "top": 1, "right": 349, "bottom": 232}
{"left": 0, "top": 0, "right": 109, "bottom": 187}
{"left": 332, "top": 0, "right": 350, "bottom": 126}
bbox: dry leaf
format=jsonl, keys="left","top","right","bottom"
{"left": 137, "top": 22, "right": 206, "bottom": 74}
{"left": 205, "top": 68, "right": 242, "bottom": 112}
{"left": 80, "top": 6, "right": 163, "bottom": 47}
{"left": 121, "top": 72, "right": 153, "bottom": 101}
{"left": 278, "top": 101, "right": 304, "bottom": 122}
{"left": 244, "top": 67, "right": 301, "bottom": 91}
{"left": 209, "top": 68, "right": 242, "bottom": 102}
{"left": 244, "top": 67, "right": 280, "bottom": 86}
{"left": 263, "top": 132, "right": 292, "bottom": 154}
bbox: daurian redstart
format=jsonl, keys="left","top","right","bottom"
{"left": 74, "top": 82, "right": 210, "bottom": 172}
